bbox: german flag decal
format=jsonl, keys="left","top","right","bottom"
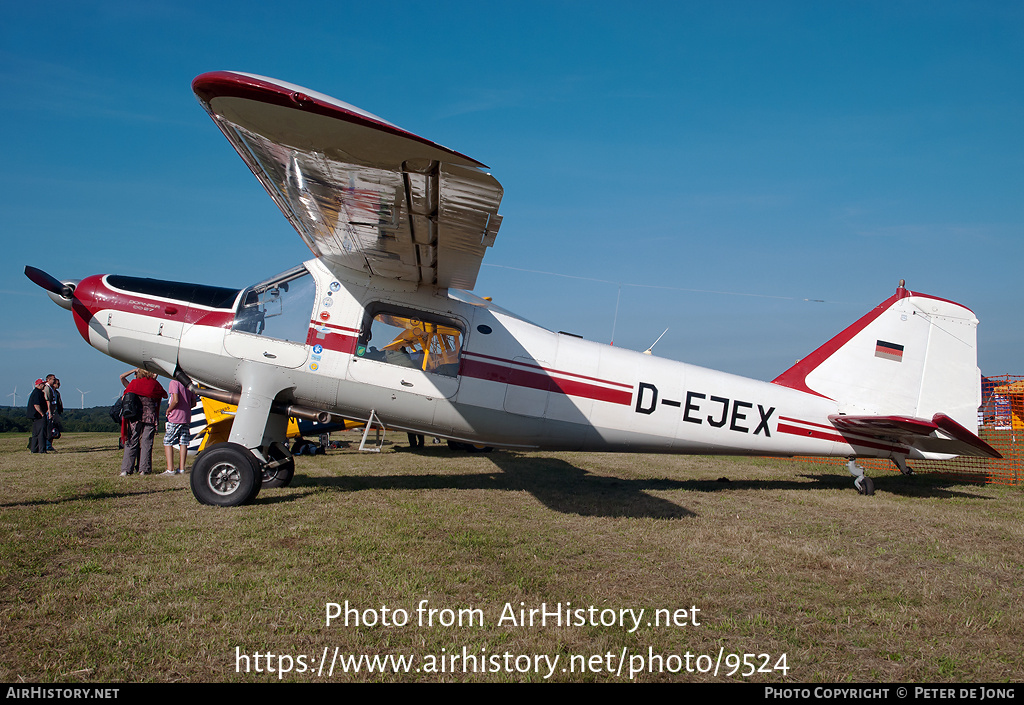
{"left": 875, "top": 340, "right": 904, "bottom": 362}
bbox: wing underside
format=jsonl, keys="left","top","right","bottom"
{"left": 829, "top": 413, "right": 1002, "bottom": 459}
{"left": 193, "top": 71, "right": 503, "bottom": 290}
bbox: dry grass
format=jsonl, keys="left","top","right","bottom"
{"left": 1, "top": 432, "right": 1022, "bottom": 682}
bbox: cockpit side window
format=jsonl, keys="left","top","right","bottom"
{"left": 232, "top": 269, "right": 316, "bottom": 343}
{"left": 356, "top": 305, "right": 463, "bottom": 378}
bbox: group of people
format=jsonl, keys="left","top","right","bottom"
{"left": 118, "top": 369, "right": 196, "bottom": 476}
{"left": 27, "top": 374, "right": 63, "bottom": 453}
{"left": 25, "top": 368, "right": 198, "bottom": 476}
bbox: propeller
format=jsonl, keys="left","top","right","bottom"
{"left": 25, "top": 266, "right": 74, "bottom": 299}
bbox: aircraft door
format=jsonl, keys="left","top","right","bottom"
{"left": 348, "top": 304, "right": 462, "bottom": 401}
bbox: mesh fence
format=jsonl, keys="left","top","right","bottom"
{"left": 797, "top": 374, "right": 1024, "bottom": 486}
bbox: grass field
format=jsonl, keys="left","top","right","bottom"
{"left": 1, "top": 432, "right": 1022, "bottom": 682}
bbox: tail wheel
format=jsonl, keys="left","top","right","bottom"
{"left": 191, "top": 442, "right": 261, "bottom": 506}
{"left": 856, "top": 476, "right": 876, "bottom": 496}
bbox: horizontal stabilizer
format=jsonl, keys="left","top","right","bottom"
{"left": 829, "top": 413, "right": 1001, "bottom": 459}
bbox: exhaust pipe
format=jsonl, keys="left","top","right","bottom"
{"left": 174, "top": 370, "right": 333, "bottom": 423}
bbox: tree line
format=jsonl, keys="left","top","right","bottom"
{"left": 0, "top": 405, "right": 144, "bottom": 433}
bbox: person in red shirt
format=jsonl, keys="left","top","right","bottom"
{"left": 118, "top": 368, "right": 168, "bottom": 476}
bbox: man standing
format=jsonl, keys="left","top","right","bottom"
{"left": 43, "top": 374, "right": 56, "bottom": 451}
{"left": 49, "top": 378, "right": 65, "bottom": 449}
{"left": 28, "top": 379, "right": 48, "bottom": 453}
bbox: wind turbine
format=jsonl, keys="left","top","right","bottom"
{"left": 7, "top": 387, "right": 15, "bottom": 407}
{"left": 76, "top": 388, "right": 91, "bottom": 409}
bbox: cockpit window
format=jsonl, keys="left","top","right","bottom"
{"left": 232, "top": 267, "right": 316, "bottom": 343}
{"left": 106, "top": 276, "right": 239, "bottom": 309}
{"left": 356, "top": 306, "right": 463, "bottom": 377}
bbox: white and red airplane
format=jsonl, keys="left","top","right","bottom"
{"left": 26, "top": 71, "right": 1000, "bottom": 506}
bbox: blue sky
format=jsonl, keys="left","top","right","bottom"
{"left": 2, "top": 1, "right": 1021, "bottom": 407}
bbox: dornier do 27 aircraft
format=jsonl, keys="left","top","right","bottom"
{"left": 26, "top": 71, "right": 1001, "bottom": 507}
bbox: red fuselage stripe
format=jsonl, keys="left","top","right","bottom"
{"left": 459, "top": 358, "right": 633, "bottom": 406}
{"left": 779, "top": 415, "right": 837, "bottom": 432}
{"left": 776, "top": 423, "right": 907, "bottom": 454}
{"left": 462, "top": 351, "right": 633, "bottom": 391}
{"left": 306, "top": 326, "right": 357, "bottom": 354}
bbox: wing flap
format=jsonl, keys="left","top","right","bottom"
{"left": 193, "top": 71, "right": 503, "bottom": 290}
{"left": 829, "top": 413, "right": 1001, "bottom": 459}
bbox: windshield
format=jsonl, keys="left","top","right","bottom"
{"left": 232, "top": 266, "right": 316, "bottom": 343}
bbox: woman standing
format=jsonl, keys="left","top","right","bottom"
{"left": 119, "top": 368, "right": 167, "bottom": 476}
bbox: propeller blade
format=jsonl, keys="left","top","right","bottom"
{"left": 24, "top": 266, "right": 73, "bottom": 299}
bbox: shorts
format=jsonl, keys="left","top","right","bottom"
{"left": 163, "top": 422, "right": 190, "bottom": 446}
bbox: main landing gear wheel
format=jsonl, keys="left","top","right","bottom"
{"left": 261, "top": 443, "right": 295, "bottom": 488}
{"left": 191, "top": 442, "right": 261, "bottom": 507}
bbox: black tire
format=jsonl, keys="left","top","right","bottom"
{"left": 262, "top": 444, "right": 295, "bottom": 488}
{"left": 856, "top": 475, "right": 876, "bottom": 496}
{"left": 861, "top": 476, "right": 875, "bottom": 496}
{"left": 190, "top": 442, "right": 261, "bottom": 507}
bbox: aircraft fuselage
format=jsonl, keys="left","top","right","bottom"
{"left": 65, "top": 258, "right": 914, "bottom": 462}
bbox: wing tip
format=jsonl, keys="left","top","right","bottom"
{"left": 191, "top": 70, "right": 489, "bottom": 170}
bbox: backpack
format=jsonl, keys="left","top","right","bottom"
{"left": 110, "top": 392, "right": 142, "bottom": 422}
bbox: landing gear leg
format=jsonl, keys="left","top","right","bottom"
{"left": 227, "top": 363, "right": 291, "bottom": 456}
{"left": 847, "top": 458, "right": 875, "bottom": 496}
{"left": 189, "top": 360, "right": 293, "bottom": 506}
{"left": 892, "top": 455, "right": 914, "bottom": 476}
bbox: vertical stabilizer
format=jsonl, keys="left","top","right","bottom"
{"left": 772, "top": 285, "right": 981, "bottom": 431}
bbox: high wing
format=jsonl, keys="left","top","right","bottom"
{"left": 192, "top": 71, "right": 503, "bottom": 290}
{"left": 829, "top": 413, "right": 1002, "bottom": 459}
